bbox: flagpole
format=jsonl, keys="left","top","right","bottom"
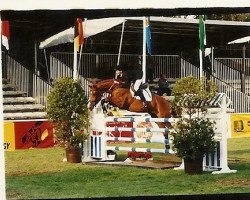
{"left": 199, "top": 15, "right": 206, "bottom": 80}
{"left": 73, "top": 19, "right": 78, "bottom": 80}
{"left": 199, "top": 49, "right": 203, "bottom": 79}
{"left": 142, "top": 17, "right": 146, "bottom": 83}
{"left": 211, "top": 46, "right": 214, "bottom": 81}
{"left": 117, "top": 19, "right": 125, "bottom": 66}
{"left": 0, "top": 15, "right": 7, "bottom": 200}
{"left": 77, "top": 18, "right": 87, "bottom": 76}
{"left": 77, "top": 45, "right": 83, "bottom": 76}
{"left": 73, "top": 46, "right": 77, "bottom": 80}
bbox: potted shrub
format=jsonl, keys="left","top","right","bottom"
{"left": 171, "top": 76, "right": 217, "bottom": 174}
{"left": 47, "top": 77, "right": 90, "bottom": 163}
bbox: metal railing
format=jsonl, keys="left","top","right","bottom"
{"left": 214, "top": 58, "right": 250, "bottom": 94}
{"left": 51, "top": 52, "right": 182, "bottom": 79}
{"left": 180, "top": 58, "right": 200, "bottom": 79}
{"left": 213, "top": 77, "right": 250, "bottom": 113}
{"left": 33, "top": 75, "right": 51, "bottom": 108}
{"left": 50, "top": 55, "right": 91, "bottom": 97}
{"left": 180, "top": 58, "right": 250, "bottom": 113}
{"left": 4, "top": 51, "right": 250, "bottom": 113}
{"left": 5, "top": 54, "right": 31, "bottom": 95}
{"left": 4, "top": 53, "right": 51, "bottom": 107}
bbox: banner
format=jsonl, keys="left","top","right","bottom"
{"left": 3, "top": 120, "right": 54, "bottom": 150}
{"left": 231, "top": 114, "right": 250, "bottom": 138}
{"left": 3, "top": 122, "right": 15, "bottom": 151}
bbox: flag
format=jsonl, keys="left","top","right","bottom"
{"left": 74, "top": 18, "right": 84, "bottom": 52}
{"left": 1, "top": 20, "right": 10, "bottom": 50}
{"left": 199, "top": 15, "right": 206, "bottom": 52}
{"left": 145, "top": 17, "right": 152, "bottom": 55}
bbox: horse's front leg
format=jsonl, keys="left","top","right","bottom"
{"left": 100, "top": 95, "right": 113, "bottom": 113}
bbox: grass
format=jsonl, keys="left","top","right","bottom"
{"left": 5, "top": 137, "right": 250, "bottom": 199}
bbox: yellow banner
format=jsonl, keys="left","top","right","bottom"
{"left": 4, "top": 121, "right": 15, "bottom": 151}
{"left": 231, "top": 114, "right": 250, "bottom": 138}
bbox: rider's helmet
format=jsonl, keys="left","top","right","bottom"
{"left": 115, "top": 65, "right": 123, "bottom": 71}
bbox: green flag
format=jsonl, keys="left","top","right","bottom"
{"left": 199, "top": 15, "right": 206, "bottom": 51}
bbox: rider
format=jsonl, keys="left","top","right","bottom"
{"left": 114, "top": 65, "right": 123, "bottom": 79}
{"left": 115, "top": 66, "right": 152, "bottom": 108}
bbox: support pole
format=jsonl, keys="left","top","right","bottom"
{"left": 73, "top": 46, "right": 78, "bottom": 80}
{"left": 199, "top": 49, "right": 203, "bottom": 79}
{"left": 0, "top": 15, "right": 7, "bottom": 200}
{"left": 117, "top": 20, "right": 125, "bottom": 66}
{"left": 241, "top": 45, "right": 246, "bottom": 93}
{"left": 211, "top": 46, "right": 214, "bottom": 81}
{"left": 34, "top": 41, "right": 38, "bottom": 75}
{"left": 77, "top": 45, "right": 83, "bottom": 76}
{"left": 142, "top": 17, "right": 146, "bottom": 83}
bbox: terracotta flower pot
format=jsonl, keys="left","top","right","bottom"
{"left": 184, "top": 158, "right": 203, "bottom": 174}
{"left": 65, "top": 147, "right": 82, "bottom": 163}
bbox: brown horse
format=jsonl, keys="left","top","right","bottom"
{"left": 89, "top": 79, "right": 173, "bottom": 148}
{"left": 89, "top": 79, "right": 172, "bottom": 122}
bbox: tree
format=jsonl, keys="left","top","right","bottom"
{"left": 207, "top": 13, "right": 250, "bottom": 22}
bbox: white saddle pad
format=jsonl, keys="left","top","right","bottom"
{"left": 130, "top": 85, "right": 152, "bottom": 101}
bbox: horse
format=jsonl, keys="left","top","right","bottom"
{"left": 88, "top": 79, "right": 172, "bottom": 118}
{"left": 89, "top": 79, "right": 173, "bottom": 148}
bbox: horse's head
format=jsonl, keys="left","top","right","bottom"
{"left": 88, "top": 79, "right": 122, "bottom": 111}
{"left": 88, "top": 84, "right": 101, "bottom": 111}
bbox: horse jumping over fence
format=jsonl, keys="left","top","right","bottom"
{"left": 88, "top": 79, "right": 172, "bottom": 148}
{"left": 88, "top": 79, "right": 172, "bottom": 119}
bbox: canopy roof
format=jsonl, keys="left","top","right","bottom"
{"left": 228, "top": 36, "right": 250, "bottom": 44}
{"left": 39, "top": 17, "right": 125, "bottom": 49}
{"left": 39, "top": 16, "right": 250, "bottom": 51}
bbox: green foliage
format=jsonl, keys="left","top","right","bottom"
{"left": 171, "top": 76, "right": 217, "bottom": 161}
{"left": 207, "top": 13, "right": 250, "bottom": 22}
{"left": 46, "top": 77, "right": 90, "bottom": 148}
{"left": 173, "top": 118, "right": 216, "bottom": 160}
{"left": 172, "top": 76, "right": 217, "bottom": 118}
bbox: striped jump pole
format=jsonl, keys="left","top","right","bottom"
{"left": 105, "top": 127, "right": 170, "bottom": 133}
{"left": 105, "top": 116, "right": 177, "bottom": 123}
{"left": 106, "top": 146, "right": 175, "bottom": 154}
{"left": 106, "top": 137, "right": 172, "bottom": 144}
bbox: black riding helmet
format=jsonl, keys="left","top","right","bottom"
{"left": 115, "top": 65, "right": 123, "bottom": 71}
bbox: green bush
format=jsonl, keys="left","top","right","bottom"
{"left": 173, "top": 118, "right": 216, "bottom": 160}
{"left": 46, "top": 77, "right": 90, "bottom": 148}
{"left": 172, "top": 76, "right": 217, "bottom": 118}
{"left": 171, "top": 76, "right": 217, "bottom": 161}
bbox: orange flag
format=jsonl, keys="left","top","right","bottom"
{"left": 74, "top": 18, "right": 84, "bottom": 52}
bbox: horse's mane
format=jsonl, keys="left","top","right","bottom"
{"left": 96, "top": 79, "right": 123, "bottom": 90}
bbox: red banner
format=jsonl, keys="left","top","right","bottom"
{"left": 14, "top": 121, "right": 54, "bottom": 149}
